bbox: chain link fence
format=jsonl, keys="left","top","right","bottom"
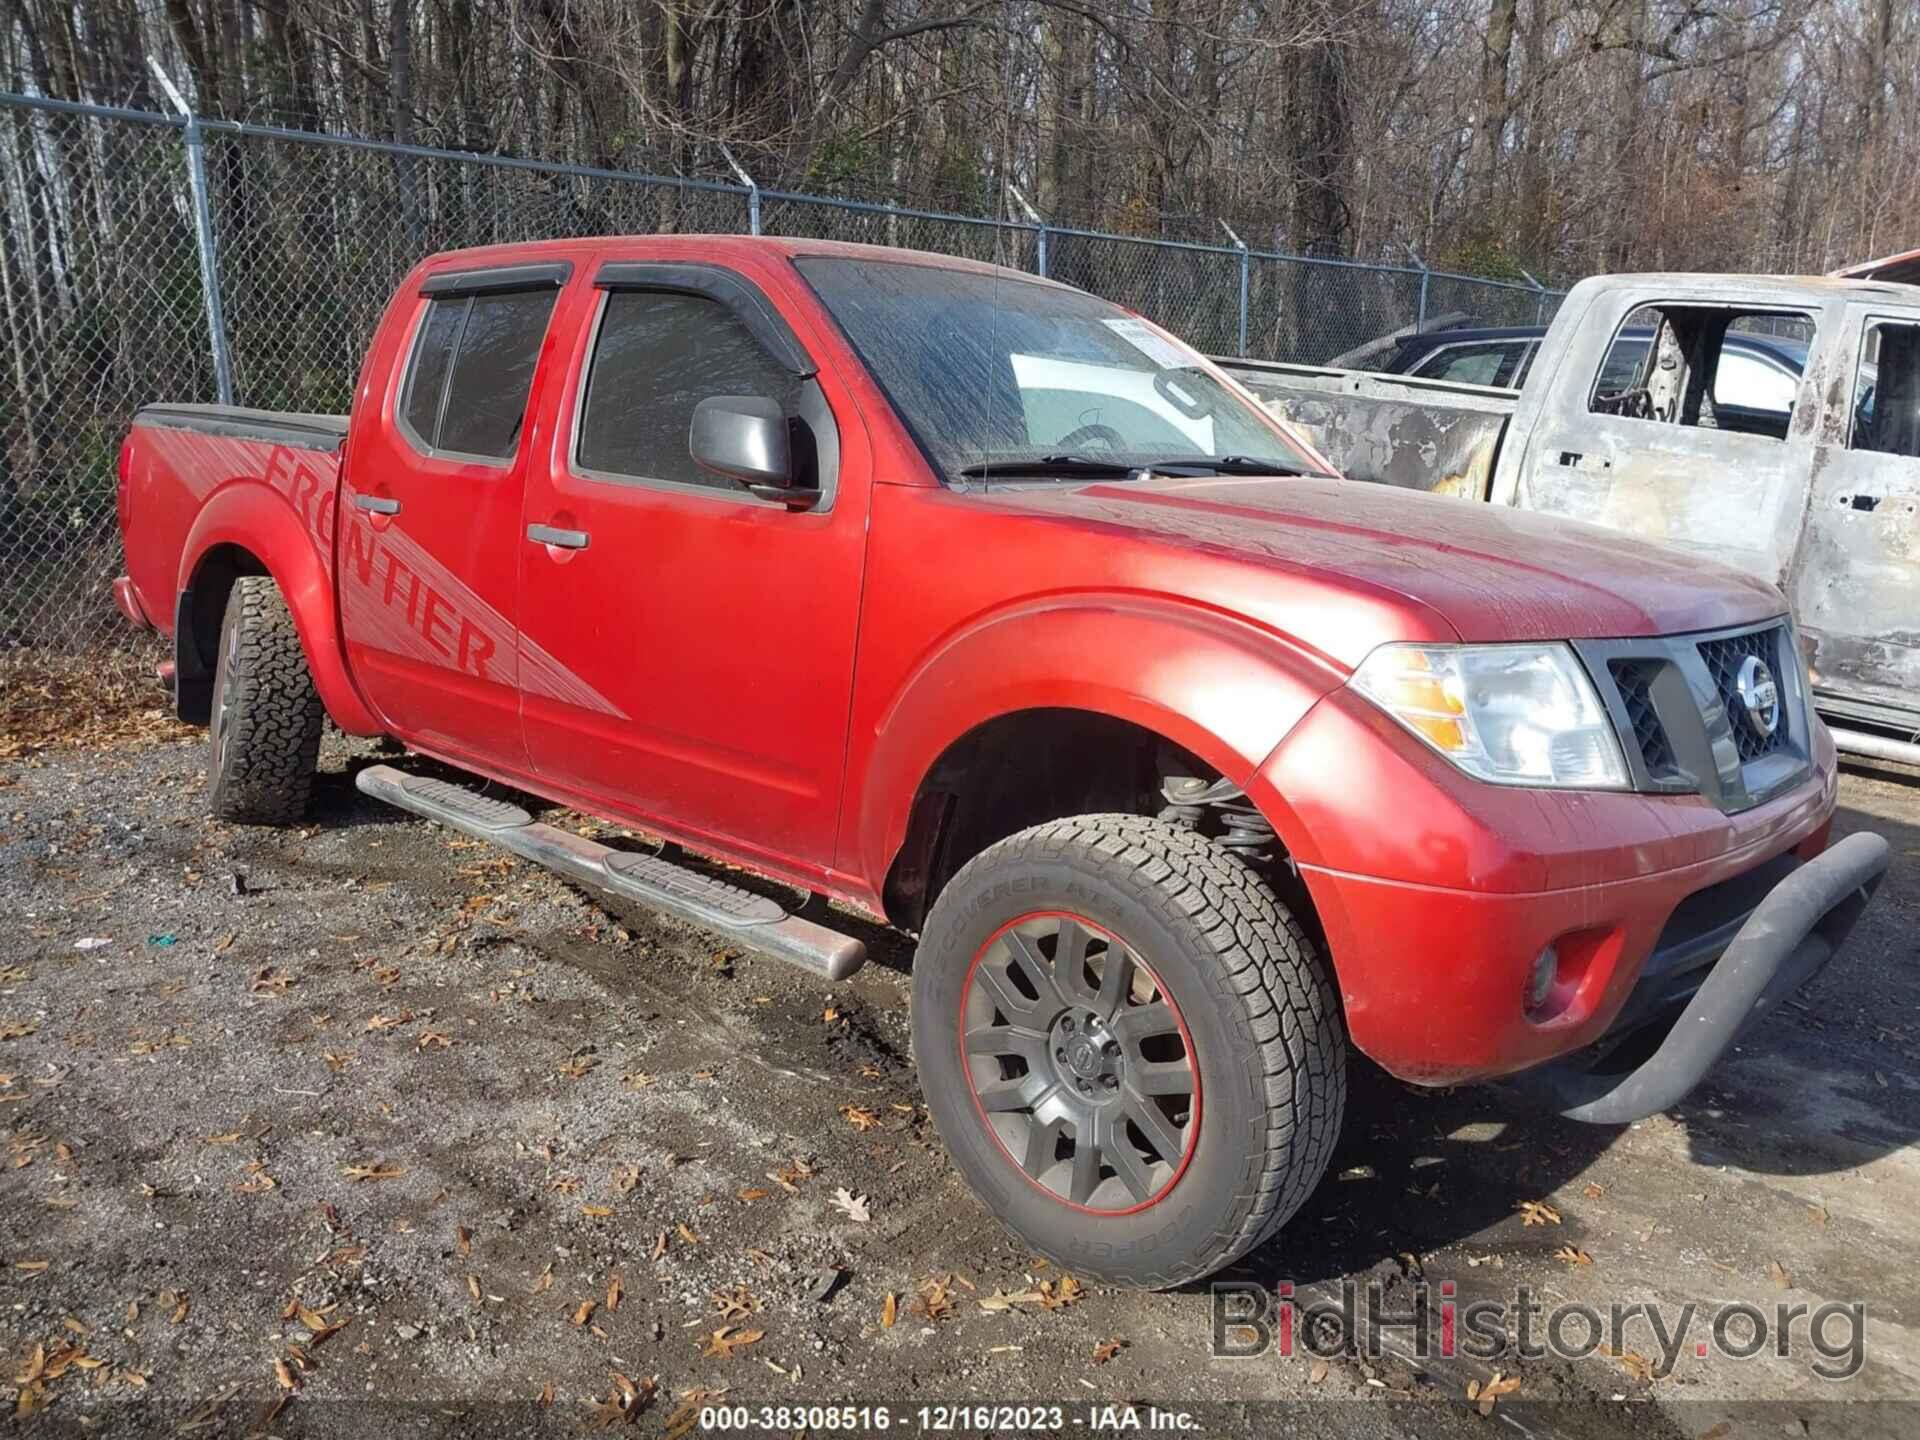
{"left": 0, "top": 91, "right": 1563, "bottom": 665}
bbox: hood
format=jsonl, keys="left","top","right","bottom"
{"left": 980, "top": 476, "right": 1785, "bottom": 666}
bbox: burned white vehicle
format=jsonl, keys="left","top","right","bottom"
{"left": 1223, "top": 270, "right": 1920, "bottom": 766}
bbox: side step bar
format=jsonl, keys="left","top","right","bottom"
{"left": 354, "top": 765, "right": 866, "bottom": 982}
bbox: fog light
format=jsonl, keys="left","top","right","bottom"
{"left": 1527, "top": 944, "right": 1559, "bottom": 1013}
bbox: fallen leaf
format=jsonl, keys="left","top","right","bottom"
{"left": 1037, "top": 1274, "right": 1084, "bottom": 1310}
{"left": 1582, "top": 1182, "right": 1607, "bottom": 1200}
{"left": 881, "top": 1292, "right": 897, "bottom": 1329}
{"left": 587, "top": 1370, "right": 657, "bottom": 1427}
{"left": 700, "top": 1326, "right": 764, "bottom": 1359}
{"left": 467, "top": 1274, "right": 482, "bottom": 1303}
{"left": 712, "top": 1285, "right": 756, "bottom": 1321}
{"left": 1516, "top": 1200, "right": 1562, "bottom": 1227}
{"left": 0, "top": 1018, "right": 40, "bottom": 1041}
{"left": 1308, "top": 1358, "right": 1330, "bottom": 1384}
{"left": 675, "top": 1223, "right": 701, "bottom": 1246}
{"left": 831, "top": 1188, "right": 871, "bottom": 1223}
{"left": 1610, "top": 1347, "right": 1656, "bottom": 1383}
{"left": 839, "top": 1105, "right": 881, "bottom": 1132}
{"left": 1091, "top": 1337, "right": 1126, "bottom": 1365}
{"left": 648, "top": 1232, "right": 668, "bottom": 1262}
{"left": 1554, "top": 1245, "right": 1594, "bottom": 1267}
{"left": 1768, "top": 1258, "right": 1792, "bottom": 1289}
{"left": 978, "top": 1288, "right": 1046, "bottom": 1312}
{"left": 538, "top": 1381, "right": 555, "bottom": 1407}
{"left": 736, "top": 1187, "right": 769, "bottom": 1203}
{"left": 607, "top": 1272, "right": 624, "bottom": 1313}
{"left": 273, "top": 1357, "right": 297, "bottom": 1392}
{"left": 572, "top": 1299, "right": 597, "bottom": 1327}
{"left": 456, "top": 1226, "right": 472, "bottom": 1257}
{"left": 1474, "top": 1371, "right": 1521, "bottom": 1415}
{"left": 581, "top": 1205, "right": 613, "bottom": 1219}
{"left": 341, "top": 1162, "right": 407, "bottom": 1182}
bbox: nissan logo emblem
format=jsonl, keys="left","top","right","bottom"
{"left": 1736, "top": 654, "right": 1780, "bottom": 738}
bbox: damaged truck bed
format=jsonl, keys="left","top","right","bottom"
{"left": 1222, "top": 271, "right": 1920, "bottom": 766}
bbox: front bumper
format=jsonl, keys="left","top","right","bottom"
{"left": 1513, "top": 829, "right": 1888, "bottom": 1122}
{"left": 1252, "top": 685, "right": 1881, "bottom": 1096}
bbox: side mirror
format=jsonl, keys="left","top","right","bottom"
{"left": 689, "top": 396, "right": 817, "bottom": 509}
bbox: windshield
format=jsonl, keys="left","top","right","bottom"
{"left": 795, "top": 256, "right": 1327, "bottom": 480}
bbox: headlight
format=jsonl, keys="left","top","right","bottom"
{"left": 1350, "top": 643, "right": 1630, "bottom": 789}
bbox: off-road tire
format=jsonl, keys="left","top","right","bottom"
{"left": 207, "top": 576, "right": 323, "bottom": 825}
{"left": 913, "top": 813, "right": 1346, "bottom": 1288}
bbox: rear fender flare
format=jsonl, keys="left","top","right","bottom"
{"left": 177, "top": 480, "right": 383, "bottom": 736}
{"left": 851, "top": 595, "right": 1344, "bottom": 890}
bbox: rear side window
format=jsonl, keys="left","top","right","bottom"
{"left": 399, "top": 288, "right": 558, "bottom": 460}
{"left": 1853, "top": 320, "right": 1920, "bottom": 459}
{"left": 577, "top": 290, "right": 799, "bottom": 489}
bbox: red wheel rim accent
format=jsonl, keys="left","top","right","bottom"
{"left": 957, "top": 910, "right": 1201, "bottom": 1216}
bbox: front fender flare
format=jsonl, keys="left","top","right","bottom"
{"left": 848, "top": 594, "right": 1345, "bottom": 891}
{"left": 178, "top": 479, "right": 383, "bottom": 736}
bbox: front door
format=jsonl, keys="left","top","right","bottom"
{"left": 339, "top": 262, "right": 570, "bottom": 771}
{"left": 1508, "top": 291, "right": 1828, "bottom": 583}
{"left": 517, "top": 263, "right": 869, "bottom": 874}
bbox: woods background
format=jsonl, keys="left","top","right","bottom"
{"left": 8, "top": 0, "right": 1916, "bottom": 282}
{"left": 0, "top": 0, "right": 1914, "bottom": 660}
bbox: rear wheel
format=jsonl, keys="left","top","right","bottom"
{"left": 913, "top": 813, "right": 1346, "bottom": 1288}
{"left": 208, "top": 576, "right": 323, "bottom": 825}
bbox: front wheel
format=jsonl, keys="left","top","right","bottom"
{"left": 913, "top": 814, "right": 1346, "bottom": 1288}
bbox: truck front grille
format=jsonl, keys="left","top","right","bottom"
{"left": 1575, "top": 620, "right": 1810, "bottom": 815}
{"left": 1608, "top": 660, "right": 1679, "bottom": 780}
{"left": 1698, "top": 626, "right": 1789, "bottom": 762}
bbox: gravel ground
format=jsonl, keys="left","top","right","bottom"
{"left": 1, "top": 726, "right": 1917, "bottom": 1437}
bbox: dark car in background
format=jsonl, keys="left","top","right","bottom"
{"left": 1363, "top": 323, "right": 1811, "bottom": 416}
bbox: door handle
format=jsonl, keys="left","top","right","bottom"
{"left": 352, "top": 494, "right": 401, "bottom": 515}
{"left": 527, "top": 523, "right": 589, "bottom": 550}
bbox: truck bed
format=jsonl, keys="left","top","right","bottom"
{"left": 1217, "top": 357, "right": 1516, "bottom": 500}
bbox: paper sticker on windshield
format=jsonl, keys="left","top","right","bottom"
{"left": 1102, "top": 317, "right": 1193, "bottom": 370}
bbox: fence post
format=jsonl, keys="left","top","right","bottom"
{"left": 719, "top": 144, "right": 760, "bottom": 235}
{"left": 147, "top": 59, "right": 233, "bottom": 405}
{"left": 1405, "top": 245, "right": 1432, "bottom": 333}
{"left": 1219, "top": 221, "right": 1249, "bottom": 355}
{"left": 1519, "top": 267, "right": 1548, "bottom": 325}
{"left": 1007, "top": 183, "right": 1046, "bottom": 278}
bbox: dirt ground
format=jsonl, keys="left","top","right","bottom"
{"left": 1, "top": 721, "right": 1917, "bottom": 1437}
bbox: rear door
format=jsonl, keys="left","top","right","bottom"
{"left": 516, "top": 260, "right": 870, "bottom": 872}
{"left": 339, "top": 260, "right": 570, "bottom": 771}
{"left": 1789, "top": 305, "right": 1920, "bottom": 715}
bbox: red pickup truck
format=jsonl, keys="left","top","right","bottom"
{"left": 114, "top": 236, "right": 1888, "bottom": 1288}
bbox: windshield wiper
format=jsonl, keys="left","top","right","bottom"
{"left": 955, "top": 454, "right": 1141, "bottom": 479}
{"left": 1136, "top": 454, "right": 1314, "bottom": 477}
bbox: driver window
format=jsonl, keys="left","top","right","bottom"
{"left": 1589, "top": 306, "right": 1813, "bottom": 443}
{"left": 577, "top": 290, "right": 801, "bottom": 491}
